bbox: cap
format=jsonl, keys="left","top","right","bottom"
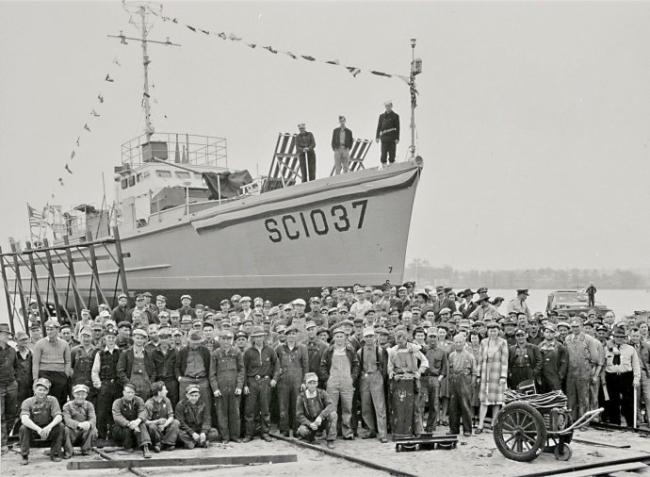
{"left": 250, "top": 326, "right": 266, "bottom": 337}
{"left": 220, "top": 330, "right": 234, "bottom": 339}
{"left": 118, "top": 293, "right": 128, "bottom": 300}
{"left": 118, "top": 321, "right": 132, "bottom": 329}
{"left": 613, "top": 327, "right": 626, "bottom": 338}
{"left": 383, "top": 100, "right": 392, "bottom": 106}
{"left": 79, "top": 326, "right": 93, "bottom": 336}
{"left": 517, "top": 289, "right": 529, "bottom": 295}
{"left": 304, "top": 372, "right": 318, "bottom": 383}
{"left": 331, "top": 324, "right": 346, "bottom": 336}
{"left": 15, "top": 331, "right": 29, "bottom": 341}
{"left": 596, "top": 324, "right": 608, "bottom": 332}
{"left": 297, "top": 122, "right": 306, "bottom": 128}
{"left": 132, "top": 328, "right": 148, "bottom": 338}
{"left": 557, "top": 321, "right": 570, "bottom": 330}
{"left": 515, "top": 329, "right": 526, "bottom": 336}
{"left": 375, "top": 327, "right": 389, "bottom": 335}
{"left": 186, "top": 384, "right": 200, "bottom": 395}
{"left": 181, "top": 294, "right": 192, "bottom": 301}
{"left": 293, "top": 298, "right": 306, "bottom": 306}
{"left": 305, "top": 321, "right": 317, "bottom": 330}
{"left": 439, "top": 308, "right": 451, "bottom": 315}
{"left": 72, "top": 384, "right": 89, "bottom": 394}
{"left": 44, "top": 319, "right": 60, "bottom": 328}
{"left": 235, "top": 331, "right": 249, "bottom": 340}
{"left": 188, "top": 330, "right": 204, "bottom": 343}
{"left": 285, "top": 325, "right": 299, "bottom": 335}
{"left": 363, "top": 327, "right": 375, "bottom": 338}
{"left": 240, "top": 296, "right": 252, "bottom": 303}
{"left": 34, "top": 377, "right": 51, "bottom": 390}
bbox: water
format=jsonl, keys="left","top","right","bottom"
{"left": 1, "top": 288, "right": 649, "bottom": 329}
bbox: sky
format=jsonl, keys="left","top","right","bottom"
{"left": 1, "top": 1, "right": 649, "bottom": 271}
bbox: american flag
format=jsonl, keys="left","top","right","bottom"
{"left": 27, "top": 203, "right": 44, "bottom": 228}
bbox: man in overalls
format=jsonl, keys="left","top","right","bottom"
{"left": 564, "top": 318, "right": 602, "bottom": 421}
{"left": 275, "top": 325, "right": 309, "bottom": 437}
{"left": 71, "top": 327, "right": 98, "bottom": 409}
{"left": 91, "top": 328, "right": 121, "bottom": 445}
{"left": 507, "top": 329, "right": 541, "bottom": 390}
{"left": 62, "top": 384, "right": 97, "bottom": 456}
{"left": 447, "top": 333, "right": 477, "bottom": 437}
{"left": 209, "top": 330, "right": 244, "bottom": 443}
{"left": 538, "top": 324, "right": 568, "bottom": 393}
{"left": 152, "top": 327, "right": 179, "bottom": 408}
{"left": 117, "top": 328, "right": 155, "bottom": 400}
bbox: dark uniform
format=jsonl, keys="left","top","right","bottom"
{"left": 243, "top": 344, "right": 279, "bottom": 439}
{"left": 295, "top": 129, "right": 316, "bottom": 182}
{"left": 275, "top": 342, "right": 309, "bottom": 434}
{"left": 175, "top": 396, "right": 211, "bottom": 448}
{"left": 71, "top": 344, "right": 98, "bottom": 407}
{"left": 507, "top": 342, "right": 542, "bottom": 390}
{"left": 209, "top": 346, "right": 245, "bottom": 441}
{"left": 144, "top": 396, "right": 180, "bottom": 448}
{"left": 111, "top": 394, "right": 151, "bottom": 449}
{"left": 92, "top": 345, "right": 122, "bottom": 440}
{"left": 152, "top": 346, "right": 179, "bottom": 408}
{"left": 538, "top": 340, "right": 568, "bottom": 393}
{"left": 375, "top": 108, "right": 400, "bottom": 164}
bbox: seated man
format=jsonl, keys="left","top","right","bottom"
{"left": 144, "top": 381, "right": 180, "bottom": 452}
{"left": 175, "top": 384, "right": 210, "bottom": 449}
{"left": 111, "top": 382, "right": 152, "bottom": 458}
{"left": 63, "top": 384, "right": 97, "bottom": 456}
{"left": 18, "top": 377, "right": 65, "bottom": 465}
{"left": 296, "top": 372, "right": 337, "bottom": 449}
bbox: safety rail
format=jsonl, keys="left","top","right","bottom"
{"left": 120, "top": 132, "right": 227, "bottom": 168}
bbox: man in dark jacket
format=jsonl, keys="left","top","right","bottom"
{"left": 508, "top": 329, "right": 542, "bottom": 390}
{"left": 296, "top": 123, "right": 316, "bottom": 182}
{"left": 296, "top": 372, "right": 337, "bottom": 449}
{"left": 116, "top": 329, "right": 156, "bottom": 400}
{"left": 175, "top": 384, "right": 210, "bottom": 448}
{"left": 375, "top": 100, "right": 400, "bottom": 165}
{"left": 537, "top": 324, "right": 568, "bottom": 393}
{"left": 356, "top": 327, "right": 388, "bottom": 442}
{"left": 176, "top": 330, "right": 212, "bottom": 413}
{"left": 331, "top": 115, "right": 354, "bottom": 174}
{"left": 111, "top": 294, "right": 132, "bottom": 324}
{"left": 111, "top": 382, "right": 152, "bottom": 458}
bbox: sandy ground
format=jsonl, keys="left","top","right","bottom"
{"left": 1, "top": 428, "right": 649, "bottom": 477}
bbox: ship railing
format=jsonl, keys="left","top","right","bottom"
{"left": 120, "top": 132, "right": 228, "bottom": 169}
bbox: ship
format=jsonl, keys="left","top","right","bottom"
{"left": 0, "top": 5, "right": 422, "bottom": 323}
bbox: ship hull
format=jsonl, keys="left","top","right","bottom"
{"left": 7, "top": 161, "right": 421, "bottom": 310}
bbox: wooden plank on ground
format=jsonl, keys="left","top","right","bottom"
{"left": 552, "top": 462, "right": 647, "bottom": 477}
{"left": 572, "top": 437, "right": 631, "bottom": 449}
{"left": 67, "top": 454, "right": 297, "bottom": 470}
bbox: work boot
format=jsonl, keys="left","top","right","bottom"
{"left": 142, "top": 446, "right": 152, "bottom": 459}
{"left": 51, "top": 455, "right": 62, "bottom": 462}
{"left": 20, "top": 456, "right": 29, "bottom": 465}
{"left": 281, "top": 431, "right": 290, "bottom": 437}
{"left": 327, "top": 441, "right": 335, "bottom": 449}
{"left": 262, "top": 434, "right": 272, "bottom": 442}
{"left": 153, "top": 444, "right": 161, "bottom": 453}
{"left": 242, "top": 436, "right": 253, "bottom": 443}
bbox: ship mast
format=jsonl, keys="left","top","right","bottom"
{"left": 108, "top": 3, "right": 180, "bottom": 141}
{"left": 409, "top": 39, "right": 422, "bottom": 159}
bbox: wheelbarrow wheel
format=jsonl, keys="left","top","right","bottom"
{"left": 493, "top": 402, "right": 547, "bottom": 462}
{"left": 554, "top": 442, "right": 572, "bottom": 461}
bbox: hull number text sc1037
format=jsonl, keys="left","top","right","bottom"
{"left": 264, "top": 199, "right": 368, "bottom": 243}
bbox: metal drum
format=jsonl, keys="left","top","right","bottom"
{"left": 391, "top": 378, "right": 416, "bottom": 439}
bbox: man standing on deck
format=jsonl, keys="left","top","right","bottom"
{"left": 375, "top": 100, "right": 400, "bottom": 166}
{"left": 296, "top": 123, "right": 316, "bottom": 182}
{"left": 331, "top": 115, "right": 354, "bottom": 174}
{"left": 586, "top": 284, "right": 597, "bottom": 308}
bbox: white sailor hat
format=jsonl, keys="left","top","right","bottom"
{"left": 384, "top": 100, "right": 393, "bottom": 106}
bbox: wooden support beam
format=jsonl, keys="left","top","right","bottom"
{"left": 24, "top": 241, "right": 50, "bottom": 331}
{"left": 66, "top": 453, "right": 298, "bottom": 470}
{"left": 113, "top": 226, "right": 129, "bottom": 299}
{"left": 85, "top": 231, "right": 107, "bottom": 307}
{"left": 63, "top": 236, "right": 85, "bottom": 315}
{"left": 41, "top": 239, "right": 68, "bottom": 322}
{"left": 572, "top": 437, "right": 631, "bottom": 449}
{"left": 9, "top": 241, "right": 29, "bottom": 333}
{"left": 0, "top": 248, "right": 15, "bottom": 334}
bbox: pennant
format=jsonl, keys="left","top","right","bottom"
{"left": 186, "top": 25, "right": 197, "bottom": 32}
{"left": 228, "top": 33, "right": 242, "bottom": 41}
{"left": 91, "top": 109, "right": 100, "bottom": 117}
{"left": 301, "top": 55, "right": 316, "bottom": 61}
{"left": 65, "top": 164, "right": 73, "bottom": 174}
{"left": 58, "top": 177, "right": 64, "bottom": 186}
{"left": 325, "top": 59, "right": 340, "bottom": 65}
{"left": 371, "top": 70, "right": 392, "bottom": 77}
{"left": 200, "top": 29, "right": 210, "bottom": 35}
{"left": 217, "top": 32, "right": 227, "bottom": 40}
{"left": 396, "top": 75, "right": 410, "bottom": 85}
{"left": 75, "top": 136, "right": 80, "bottom": 147}
{"left": 98, "top": 94, "right": 104, "bottom": 103}
{"left": 105, "top": 74, "right": 114, "bottom": 82}
{"left": 113, "top": 58, "right": 121, "bottom": 66}
{"left": 346, "top": 66, "right": 361, "bottom": 77}
{"left": 247, "top": 43, "right": 257, "bottom": 49}
{"left": 172, "top": 18, "right": 178, "bottom": 23}
{"left": 83, "top": 123, "right": 91, "bottom": 132}
{"left": 263, "top": 46, "right": 278, "bottom": 54}
{"left": 285, "top": 51, "right": 297, "bottom": 59}
{"left": 70, "top": 151, "right": 75, "bottom": 159}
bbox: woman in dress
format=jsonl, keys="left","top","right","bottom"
{"left": 476, "top": 321, "right": 508, "bottom": 433}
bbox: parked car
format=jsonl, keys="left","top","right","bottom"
{"left": 546, "top": 289, "right": 611, "bottom": 317}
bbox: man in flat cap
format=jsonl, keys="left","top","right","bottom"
{"left": 112, "top": 382, "right": 152, "bottom": 458}
{"left": 507, "top": 329, "right": 542, "bottom": 390}
{"left": 276, "top": 325, "right": 309, "bottom": 437}
{"left": 111, "top": 294, "right": 132, "bottom": 324}
{"left": 0, "top": 323, "right": 18, "bottom": 455}
{"left": 604, "top": 326, "right": 640, "bottom": 427}
{"left": 296, "top": 372, "right": 337, "bottom": 448}
{"left": 178, "top": 295, "right": 196, "bottom": 319}
{"left": 63, "top": 384, "right": 97, "bottom": 456}
{"left": 209, "top": 330, "right": 244, "bottom": 444}
{"left": 375, "top": 100, "right": 400, "bottom": 166}
{"left": 71, "top": 326, "right": 98, "bottom": 409}
{"left": 357, "top": 327, "right": 389, "bottom": 442}
{"left": 32, "top": 319, "right": 72, "bottom": 409}
{"left": 331, "top": 115, "right": 354, "bottom": 174}
{"left": 117, "top": 328, "right": 156, "bottom": 400}
{"left": 91, "top": 327, "right": 121, "bottom": 445}
{"left": 151, "top": 327, "right": 179, "bottom": 408}
{"left": 175, "top": 384, "right": 210, "bottom": 448}
{"left": 296, "top": 123, "right": 316, "bottom": 182}
{"left": 538, "top": 324, "right": 568, "bottom": 393}
{"left": 19, "top": 377, "right": 65, "bottom": 464}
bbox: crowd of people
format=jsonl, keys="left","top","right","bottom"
{"left": 1, "top": 284, "right": 649, "bottom": 465}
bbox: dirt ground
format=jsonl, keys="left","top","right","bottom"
{"left": 1, "top": 428, "right": 649, "bottom": 477}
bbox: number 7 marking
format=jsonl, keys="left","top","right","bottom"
{"left": 351, "top": 199, "right": 368, "bottom": 229}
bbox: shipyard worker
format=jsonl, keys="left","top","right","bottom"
{"left": 586, "top": 283, "right": 597, "bottom": 308}
{"left": 132, "top": 294, "right": 154, "bottom": 326}
{"left": 506, "top": 289, "right": 531, "bottom": 318}
{"left": 209, "top": 330, "right": 244, "bottom": 443}
{"left": 71, "top": 327, "right": 99, "bottom": 409}
{"left": 331, "top": 115, "right": 354, "bottom": 175}
{"left": 111, "top": 293, "right": 132, "bottom": 324}
{"left": 320, "top": 325, "right": 359, "bottom": 440}
{"left": 32, "top": 319, "right": 72, "bottom": 409}
{"left": 305, "top": 321, "right": 328, "bottom": 379}
{"left": 19, "top": 378, "right": 65, "bottom": 464}
{"left": 73, "top": 309, "right": 93, "bottom": 341}
{"left": 537, "top": 324, "right": 568, "bottom": 393}
{"left": 604, "top": 326, "right": 640, "bottom": 427}
{"left": 421, "top": 327, "right": 448, "bottom": 432}
{"left": 564, "top": 317, "right": 603, "bottom": 421}
{"left": 177, "top": 294, "right": 196, "bottom": 319}
{"left": 117, "top": 328, "right": 156, "bottom": 400}
{"left": 357, "top": 327, "right": 389, "bottom": 442}
{"left": 447, "top": 333, "right": 476, "bottom": 437}
{"left": 112, "top": 382, "right": 152, "bottom": 458}
{"left": 176, "top": 384, "right": 211, "bottom": 448}
{"left": 507, "top": 329, "right": 542, "bottom": 390}
{"left": 144, "top": 381, "right": 180, "bottom": 451}
{"left": 176, "top": 330, "right": 212, "bottom": 413}
{"left": 276, "top": 325, "right": 309, "bottom": 436}
{"left": 152, "top": 328, "right": 179, "bottom": 408}
{"left": 296, "top": 123, "right": 316, "bottom": 182}
{"left": 62, "top": 384, "right": 97, "bottom": 457}
{"left": 296, "top": 372, "right": 337, "bottom": 448}
{"left": 375, "top": 101, "right": 400, "bottom": 166}
{"left": 0, "top": 323, "right": 18, "bottom": 455}
{"left": 13, "top": 331, "right": 33, "bottom": 435}
{"left": 91, "top": 328, "right": 121, "bottom": 444}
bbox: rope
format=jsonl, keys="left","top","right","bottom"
{"left": 504, "top": 390, "right": 568, "bottom": 412}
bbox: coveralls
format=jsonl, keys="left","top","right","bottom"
{"left": 276, "top": 343, "right": 308, "bottom": 434}
{"left": 565, "top": 333, "right": 601, "bottom": 421}
{"left": 209, "top": 346, "right": 244, "bottom": 441}
{"left": 111, "top": 396, "right": 151, "bottom": 449}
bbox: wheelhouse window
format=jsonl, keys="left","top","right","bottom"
{"left": 156, "top": 170, "right": 172, "bottom": 178}
{"left": 175, "top": 171, "right": 191, "bottom": 179}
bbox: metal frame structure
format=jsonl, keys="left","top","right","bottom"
{"left": 0, "top": 226, "right": 130, "bottom": 335}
